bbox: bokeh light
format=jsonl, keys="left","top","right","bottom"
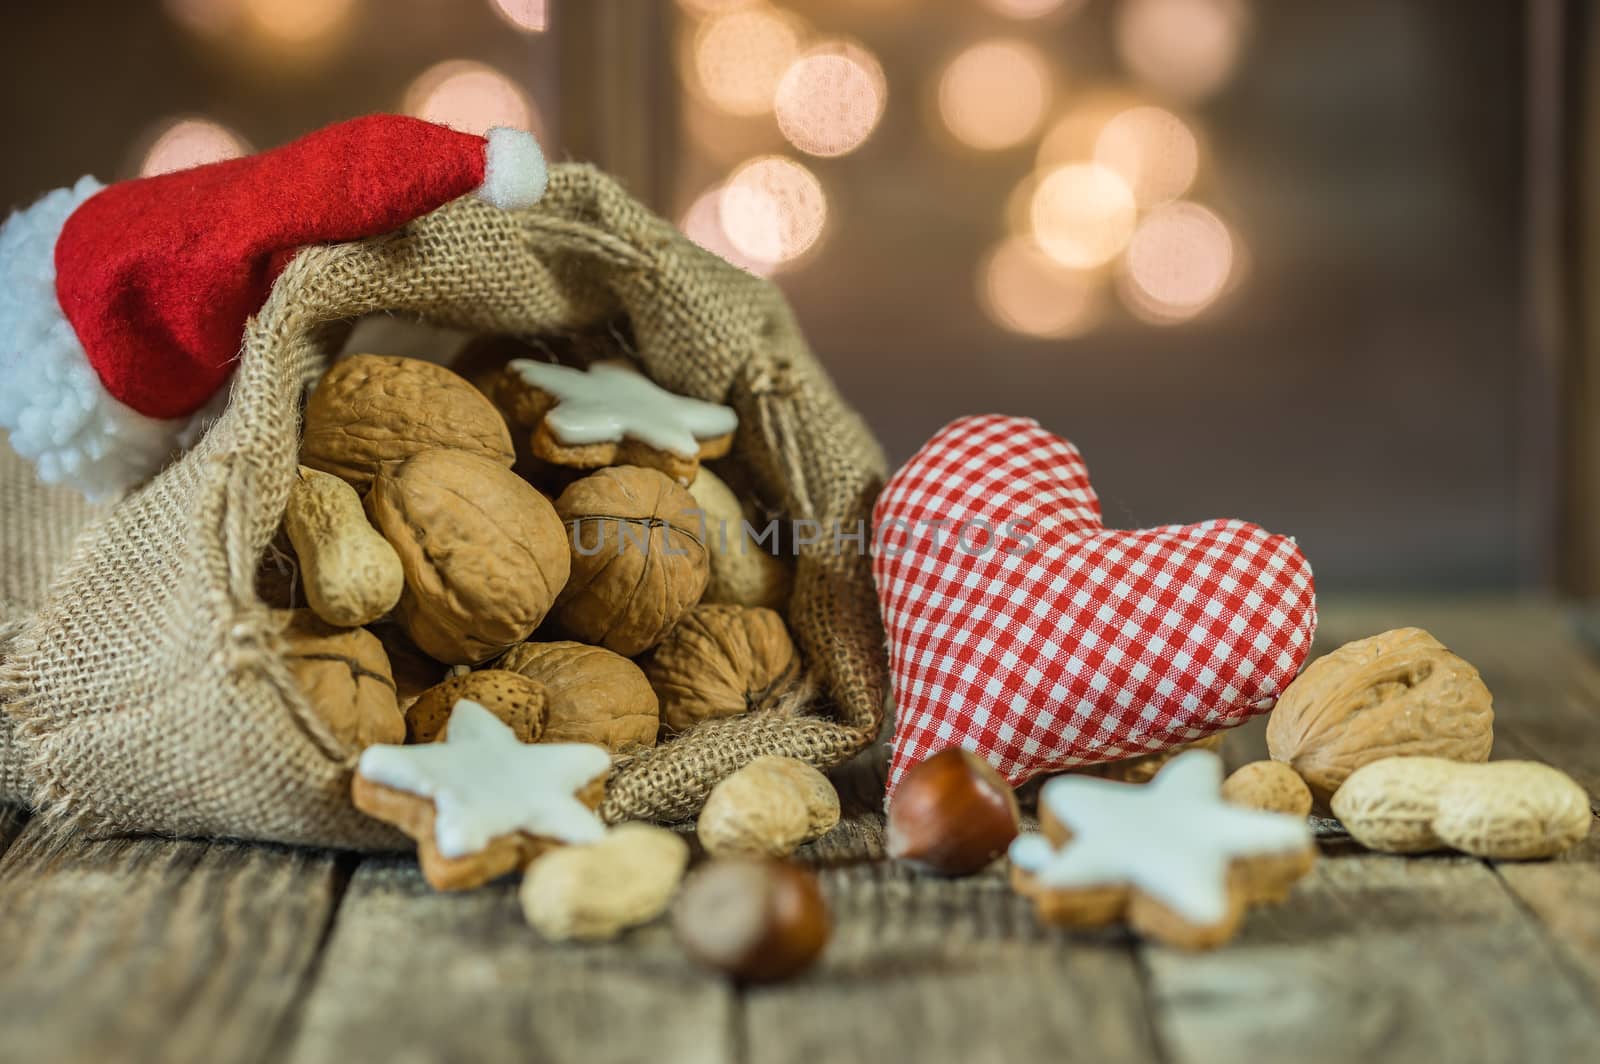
{"left": 1094, "top": 106, "right": 1199, "bottom": 207}
{"left": 938, "top": 39, "right": 1051, "bottom": 151}
{"left": 1005, "top": 172, "right": 1042, "bottom": 238}
{"left": 680, "top": 186, "right": 776, "bottom": 276}
{"left": 982, "top": 0, "right": 1082, "bottom": 19}
{"left": 980, "top": 237, "right": 1104, "bottom": 339}
{"left": 774, "top": 41, "right": 887, "bottom": 158}
{"left": 165, "top": 0, "right": 241, "bottom": 36}
{"left": 404, "top": 60, "right": 537, "bottom": 136}
{"left": 1116, "top": 0, "right": 1247, "bottom": 102}
{"left": 1030, "top": 163, "right": 1137, "bottom": 269}
{"left": 488, "top": 0, "right": 547, "bottom": 33}
{"left": 719, "top": 156, "right": 828, "bottom": 267}
{"left": 677, "top": 0, "right": 758, "bottom": 14}
{"left": 243, "top": 0, "right": 355, "bottom": 45}
{"left": 692, "top": 6, "right": 804, "bottom": 117}
{"left": 139, "top": 118, "right": 250, "bottom": 177}
{"left": 1035, "top": 90, "right": 1140, "bottom": 168}
{"left": 1120, "top": 202, "right": 1235, "bottom": 322}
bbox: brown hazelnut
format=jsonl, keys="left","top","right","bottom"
{"left": 673, "top": 859, "right": 829, "bottom": 983}
{"left": 886, "top": 749, "right": 1020, "bottom": 876}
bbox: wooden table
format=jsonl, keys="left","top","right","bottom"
{"left": 2, "top": 599, "right": 1597, "bottom": 1064}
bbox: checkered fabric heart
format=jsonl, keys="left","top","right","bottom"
{"left": 873, "top": 415, "right": 1317, "bottom": 798}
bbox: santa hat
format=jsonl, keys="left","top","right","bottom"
{"left": 0, "top": 114, "right": 548, "bottom": 500}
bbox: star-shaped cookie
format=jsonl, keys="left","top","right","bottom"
{"left": 353, "top": 699, "right": 613, "bottom": 891}
{"left": 1009, "top": 749, "right": 1314, "bottom": 948}
{"left": 494, "top": 359, "right": 737, "bottom": 483}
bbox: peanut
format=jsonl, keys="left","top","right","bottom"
{"left": 520, "top": 823, "right": 689, "bottom": 941}
{"left": 1331, "top": 757, "right": 1591, "bottom": 858}
{"left": 285, "top": 466, "right": 404, "bottom": 627}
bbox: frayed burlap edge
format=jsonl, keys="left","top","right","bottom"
{"left": 0, "top": 164, "right": 888, "bottom": 847}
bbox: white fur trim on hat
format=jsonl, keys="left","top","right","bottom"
{"left": 476, "top": 127, "right": 548, "bottom": 210}
{"left": 0, "top": 176, "right": 219, "bottom": 501}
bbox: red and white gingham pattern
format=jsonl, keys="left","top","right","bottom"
{"left": 873, "top": 415, "right": 1317, "bottom": 799}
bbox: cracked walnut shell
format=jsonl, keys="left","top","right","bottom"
{"left": 300, "top": 354, "right": 515, "bottom": 492}
{"left": 366, "top": 448, "right": 571, "bottom": 666}
{"left": 1266, "top": 627, "right": 1494, "bottom": 807}
{"left": 552, "top": 466, "right": 709, "bottom": 656}
{"left": 642, "top": 605, "right": 800, "bottom": 735}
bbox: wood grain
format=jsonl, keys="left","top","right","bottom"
{"left": 1141, "top": 853, "right": 1600, "bottom": 1064}
{"left": 2, "top": 598, "right": 1598, "bottom": 1063}
{"left": 282, "top": 857, "right": 734, "bottom": 1064}
{"left": 743, "top": 861, "right": 1159, "bottom": 1064}
{"left": 0, "top": 820, "right": 346, "bottom": 1064}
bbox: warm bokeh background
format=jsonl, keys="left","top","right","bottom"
{"left": 2, "top": 0, "right": 1594, "bottom": 596}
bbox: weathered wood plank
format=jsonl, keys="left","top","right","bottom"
{"left": 742, "top": 861, "right": 1160, "bottom": 1064}
{"left": 1141, "top": 852, "right": 1600, "bottom": 1064}
{"left": 282, "top": 857, "right": 735, "bottom": 1064}
{"left": 0, "top": 821, "right": 346, "bottom": 1064}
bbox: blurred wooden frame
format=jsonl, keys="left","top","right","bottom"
{"left": 555, "top": 0, "right": 677, "bottom": 209}
{"left": 1570, "top": 2, "right": 1600, "bottom": 597}
{"left": 1532, "top": 0, "right": 1599, "bottom": 597}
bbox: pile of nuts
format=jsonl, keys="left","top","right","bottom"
{"left": 879, "top": 625, "right": 1590, "bottom": 951}
{"left": 269, "top": 346, "right": 839, "bottom": 978}
{"left": 274, "top": 350, "right": 802, "bottom": 767}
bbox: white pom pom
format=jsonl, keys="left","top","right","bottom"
{"left": 476, "top": 127, "right": 548, "bottom": 210}
{"left": 0, "top": 176, "right": 216, "bottom": 501}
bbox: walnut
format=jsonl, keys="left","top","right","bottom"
{"left": 301, "top": 353, "right": 516, "bottom": 492}
{"left": 641, "top": 605, "right": 800, "bottom": 735}
{"left": 366, "top": 449, "right": 570, "bottom": 666}
{"left": 405, "top": 670, "right": 548, "bottom": 744}
{"left": 1266, "top": 627, "right": 1494, "bottom": 807}
{"left": 497, "top": 641, "right": 659, "bottom": 752}
{"left": 279, "top": 609, "right": 404, "bottom": 752}
{"left": 552, "top": 466, "right": 709, "bottom": 655}
{"left": 685, "top": 466, "right": 793, "bottom": 610}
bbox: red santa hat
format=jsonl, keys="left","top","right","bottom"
{"left": 0, "top": 114, "right": 547, "bottom": 500}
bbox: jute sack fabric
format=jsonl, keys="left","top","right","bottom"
{"left": 0, "top": 165, "right": 889, "bottom": 849}
{"left": 0, "top": 440, "right": 111, "bottom": 805}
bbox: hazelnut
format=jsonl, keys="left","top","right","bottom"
{"left": 1221, "top": 760, "right": 1313, "bottom": 819}
{"left": 886, "top": 749, "right": 1020, "bottom": 876}
{"left": 673, "top": 859, "right": 829, "bottom": 982}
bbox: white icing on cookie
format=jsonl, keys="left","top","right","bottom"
{"left": 509, "top": 358, "right": 738, "bottom": 458}
{"left": 357, "top": 700, "right": 611, "bottom": 859}
{"left": 1008, "top": 750, "right": 1310, "bottom": 925}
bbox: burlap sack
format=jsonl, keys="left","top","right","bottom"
{"left": 0, "top": 165, "right": 889, "bottom": 849}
